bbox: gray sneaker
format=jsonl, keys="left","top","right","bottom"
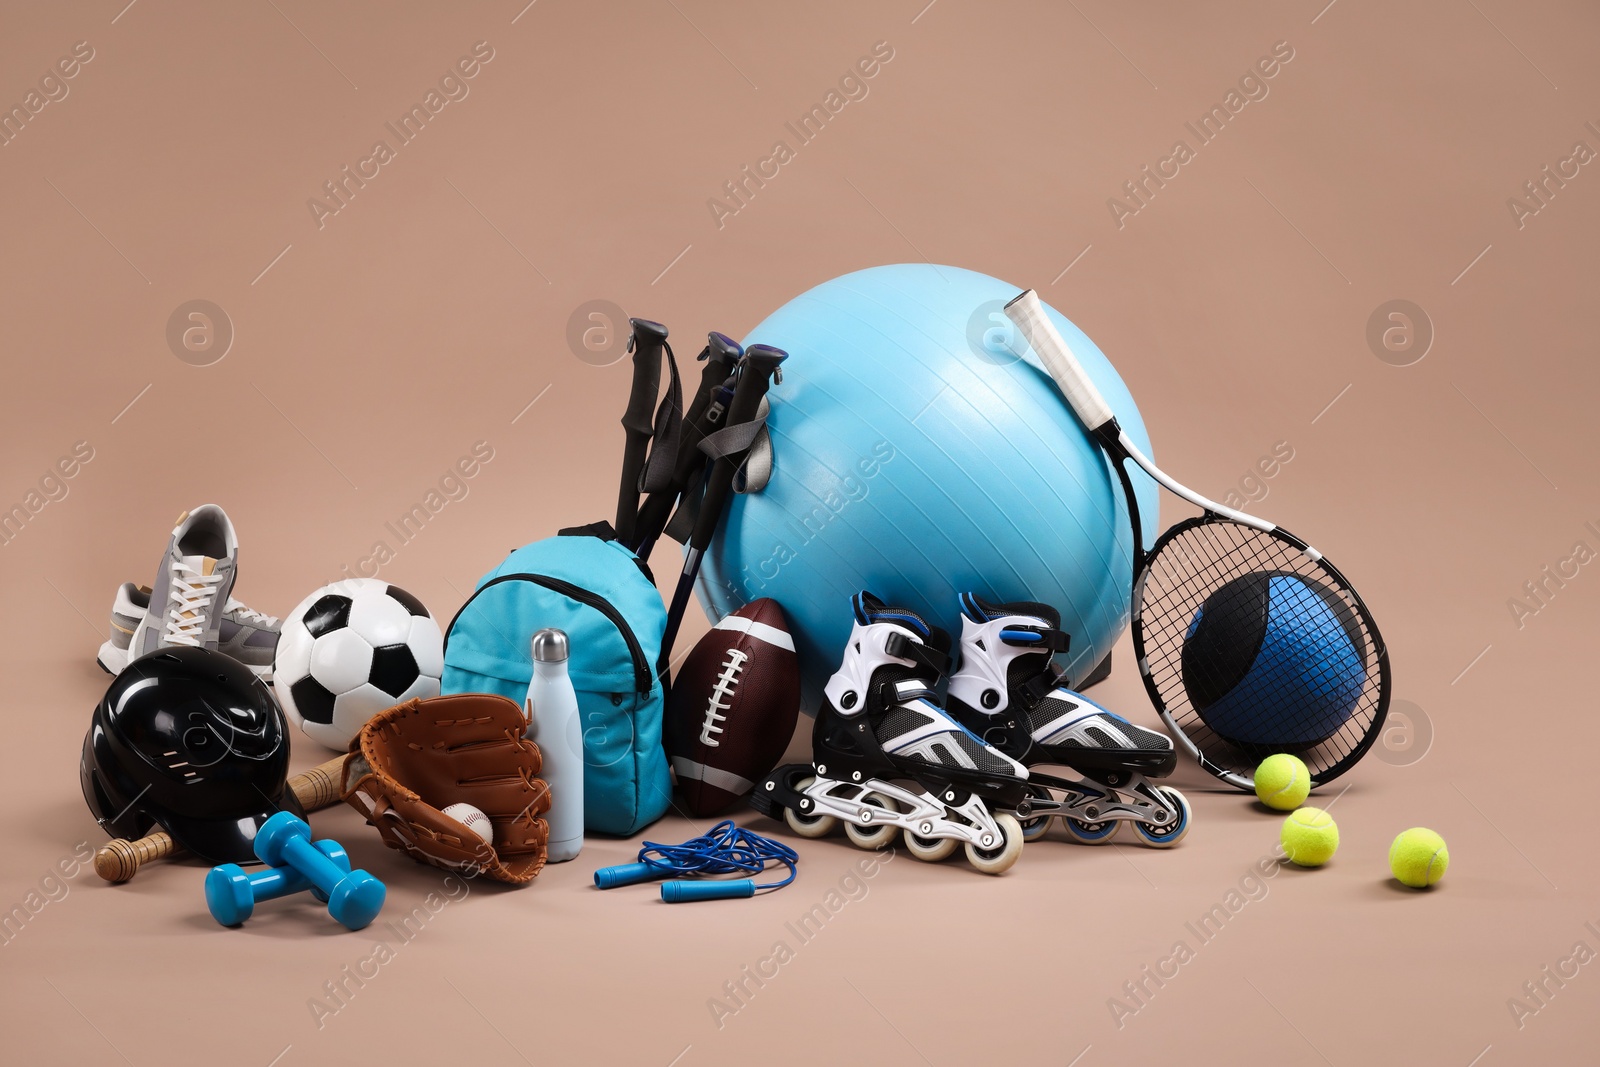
{"left": 122, "top": 505, "right": 241, "bottom": 662}
{"left": 98, "top": 582, "right": 280, "bottom": 679}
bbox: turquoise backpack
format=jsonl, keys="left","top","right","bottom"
{"left": 440, "top": 523, "right": 671, "bottom": 836}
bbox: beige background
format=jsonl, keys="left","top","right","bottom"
{"left": 3, "top": 1, "right": 1598, "bottom": 1063}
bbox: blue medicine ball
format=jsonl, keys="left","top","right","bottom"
{"left": 1181, "top": 570, "right": 1368, "bottom": 750}
{"left": 695, "top": 264, "right": 1159, "bottom": 707}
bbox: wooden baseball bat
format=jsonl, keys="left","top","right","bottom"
{"left": 93, "top": 753, "right": 348, "bottom": 883}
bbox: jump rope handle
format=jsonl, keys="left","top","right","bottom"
{"left": 593, "top": 862, "right": 668, "bottom": 889}
{"left": 593, "top": 863, "right": 759, "bottom": 900}
{"left": 661, "top": 879, "right": 756, "bottom": 902}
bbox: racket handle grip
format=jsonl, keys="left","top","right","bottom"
{"left": 661, "top": 879, "right": 755, "bottom": 902}
{"left": 1004, "top": 289, "right": 1116, "bottom": 432}
{"left": 593, "top": 862, "right": 665, "bottom": 889}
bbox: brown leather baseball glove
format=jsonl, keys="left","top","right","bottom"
{"left": 342, "top": 693, "right": 551, "bottom": 885}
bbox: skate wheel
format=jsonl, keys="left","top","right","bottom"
{"left": 965, "top": 813, "right": 1024, "bottom": 875}
{"left": 1129, "top": 787, "right": 1190, "bottom": 848}
{"left": 1062, "top": 816, "right": 1119, "bottom": 845}
{"left": 844, "top": 792, "right": 898, "bottom": 850}
{"left": 903, "top": 830, "right": 958, "bottom": 863}
{"left": 1020, "top": 817, "right": 1052, "bottom": 842}
{"left": 1018, "top": 785, "right": 1052, "bottom": 842}
{"left": 783, "top": 777, "right": 837, "bottom": 840}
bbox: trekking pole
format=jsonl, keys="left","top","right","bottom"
{"left": 613, "top": 318, "right": 669, "bottom": 548}
{"left": 660, "top": 344, "right": 787, "bottom": 656}
{"left": 632, "top": 332, "right": 743, "bottom": 557}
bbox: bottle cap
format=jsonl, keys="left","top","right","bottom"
{"left": 531, "top": 628, "right": 569, "bottom": 663}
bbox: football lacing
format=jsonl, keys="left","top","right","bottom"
{"left": 700, "top": 648, "right": 748, "bottom": 747}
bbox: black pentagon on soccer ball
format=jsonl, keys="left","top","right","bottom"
{"left": 302, "top": 594, "right": 352, "bottom": 638}
{"left": 369, "top": 643, "right": 420, "bottom": 697}
{"left": 384, "top": 584, "right": 429, "bottom": 618}
{"left": 290, "top": 675, "right": 337, "bottom": 724}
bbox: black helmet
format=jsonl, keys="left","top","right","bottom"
{"left": 80, "top": 646, "right": 305, "bottom": 865}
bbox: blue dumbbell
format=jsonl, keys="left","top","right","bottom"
{"left": 206, "top": 840, "right": 350, "bottom": 927}
{"left": 255, "top": 812, "right": 386, "bottom": 931}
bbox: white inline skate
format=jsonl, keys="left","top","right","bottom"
{"left": 945, "top": 593, "right": 1191, "bottom": 847}
{"left": 751, "top": 592, "right": 1029, "bottom": 875}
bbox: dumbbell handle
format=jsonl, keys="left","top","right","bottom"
{"left": 94, "top": 753, "right": 348, "bottom": 883}
{"left": 250, "top": 863, "right": 312, "bottom": 901}
{"left": 251, "top": 841, "right": 350, "bottom": 902}
{"left": 278, "top": 832, "right": 348, "bottom": 896}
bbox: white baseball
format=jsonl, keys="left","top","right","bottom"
{"left": 442, "top": 802, "right": 494, "bottom": 846}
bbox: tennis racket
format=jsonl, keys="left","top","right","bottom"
{"left": 1005, "top": 289, "right": 1390, "bottom": 789}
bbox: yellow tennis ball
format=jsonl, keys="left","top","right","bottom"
{"left": 1254, "top": 754, "right": 1311, "bottom": 811}
{"left": 1389, "top": 828, "right": 1449, "bottom": 888}
{"left": 1281, "top": 807, "right": 1339, "bottom": 867}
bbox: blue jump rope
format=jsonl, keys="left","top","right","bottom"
{"left": 594, "top": 821, "right": 798, "bottom": 902}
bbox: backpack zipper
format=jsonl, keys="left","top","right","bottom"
{"left": 442, "top": 572, "right": 653, "bottom": 694}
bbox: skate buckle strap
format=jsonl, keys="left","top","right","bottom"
{"left": 883, "top": 630, "right": 949, "bottom": 676}
{"left": 890, "top": 677, "right": 937, "bottom": 704}
{"left": 1019, "top": 663, "right": 1070, "bottom": 706}
{"left": 998, "top": 625, "right": 1070, "bottom": 653}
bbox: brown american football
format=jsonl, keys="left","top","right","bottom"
{"left": 666, "top": 599, "right": 800, "bottom": 816}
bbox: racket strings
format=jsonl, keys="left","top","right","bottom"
{"left": 1137, "top": 519, "right": 1384, "bottom": 779}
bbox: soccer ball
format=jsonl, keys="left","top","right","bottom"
{"left": 273, "top": 579, "right": 444, "bottom": 750}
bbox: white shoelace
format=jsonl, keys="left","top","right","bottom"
{"left": 223, "top": 599, "right": 279, "bottom": 628}
{"left": 164, "top": 560, "right": 225, "bottom": 645}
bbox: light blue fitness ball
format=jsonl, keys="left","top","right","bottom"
{"left": 695, "top": 264, "right": 1159, "bottom": 709}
